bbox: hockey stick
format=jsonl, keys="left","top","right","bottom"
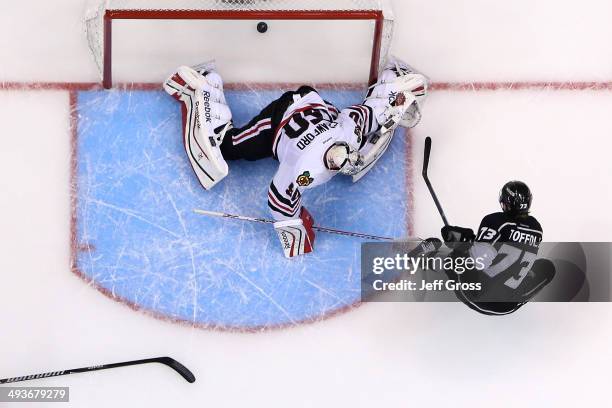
{"left": 422, "top": 137, "right": 449, "bottom": 226}
{"left": 0, "top": 357, "right": 195, "bottom": 385}
{"left": 193, "top": 209, "right": 395, "bottom": 241}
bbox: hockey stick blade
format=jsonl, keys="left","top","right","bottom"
{"left": 0, "top": 357, "right": 195, "bottom": 385}
{"left": 422, "top": 136, "right": 432, "bottom": 177}
{"left": 156, "top": 357, "right": 196, "bottom": 383}
{"left": 422, "top": 137, "right": 449, "bottom": 226}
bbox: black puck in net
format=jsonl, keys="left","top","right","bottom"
{"left": 257, "top": 22, "right": 268, "bottom": 33}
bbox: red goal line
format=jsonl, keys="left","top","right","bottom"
{"left": 430, "top": 81, "right": 612, "bottom": 91}
{"left": 1, "top": 81, "right": 612, "bottom": 92}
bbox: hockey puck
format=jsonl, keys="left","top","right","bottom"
{"left": 257, "top": 22, "right": 268, "bottom": 33}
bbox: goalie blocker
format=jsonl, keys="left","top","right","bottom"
{"left": 274, "top": 208, "right": 316, "bottom": 258}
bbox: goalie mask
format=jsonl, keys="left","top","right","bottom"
{"left": 324, "top": 142, "right": 364, "bottom": 176}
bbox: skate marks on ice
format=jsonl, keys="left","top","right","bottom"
{"left": 73, "top": 87, "right": 410, "bottom": 330}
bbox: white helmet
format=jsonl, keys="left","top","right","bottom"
{"left": 324, "top": 142, "right": 364, "bottom": 176}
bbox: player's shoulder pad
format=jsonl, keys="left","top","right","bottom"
{"left": 518, "top": 215, "right": 543, "bottom": 233}
{"left": 479, "top": 212, "right": 508, "bottom": 230}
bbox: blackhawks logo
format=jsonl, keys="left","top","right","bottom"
{"left": 296, "top": 171, "right": 314, "bottom": 187}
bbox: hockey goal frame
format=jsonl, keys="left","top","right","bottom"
{"left": 98, "top": 9, "right": 387, "bottom": 89}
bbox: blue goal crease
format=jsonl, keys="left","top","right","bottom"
{"left": 74, "top": 88, "right": 410, "bottom": 329}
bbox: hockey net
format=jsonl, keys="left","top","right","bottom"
{"left": 85, "top": 0, "right": 395, "bottom": 88}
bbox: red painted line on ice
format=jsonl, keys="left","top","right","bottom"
{"left": 404, "top": 128, "right": 415, "bottom": 239}
{"left": 0, "top": 82, "right": 365, "bottom": 92}
{"left": 3, "top": 81, "right": 612, "bottom": 92}
{"left": 0, "top": 82, "right": 101, "bottom": 91}
{"left": 68, "top": 90, "right": 78, "bottom": 276}
{"left": 430, "top": 81, "right": 612, "bottom": 91}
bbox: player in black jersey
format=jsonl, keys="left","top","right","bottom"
{"left": 441, "top": 181, "right": 555, "bottom": 315}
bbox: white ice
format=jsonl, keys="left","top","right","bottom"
{"left": 1, "top": 0, "right": 612, "bottom": 407}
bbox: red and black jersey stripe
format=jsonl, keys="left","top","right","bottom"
{"left": 345, "top": 104, "right": 376, "bottom": 146}
{"left": 324, "top": 101, "right": 340, "bottom": 119}
{"left": 268, "top": 181, "right": 301, "bottom": 218}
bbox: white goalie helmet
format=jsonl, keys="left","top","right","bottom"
{"left": 324, "top": 142, "right": 364, "bottom": 176}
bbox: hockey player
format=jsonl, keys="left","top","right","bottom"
{"left": 163, "top": 58, "right": 428, "bottom": 258}
{"left": 441, "top": 181, "right": 555, "bottom": 315}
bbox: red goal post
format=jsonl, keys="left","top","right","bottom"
{"left": 85, "top": 0, "right": 395, "bottom": 89}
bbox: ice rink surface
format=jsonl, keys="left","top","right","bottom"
{"left": 75, "top": 88, "right": 408, "bottom": 329}
{"left": 2, "top": 0, "right": 612, "bottom": 407}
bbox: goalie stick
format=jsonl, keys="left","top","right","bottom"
{"left": 0, "top": 357, "right": 195, "bottom": 385}
{"left": 193, "top": 209, "right": 396, "bottom": 241}
{"left": 422, "top": 137, "right": 449, "bottom": 226}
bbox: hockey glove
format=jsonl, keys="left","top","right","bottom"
{"left": 273, "top": 208, "right": 316, "bottom": 258}
{"left": 441, "top": 225, "right": 475, "bottom": 253}
{"left": 441, "top": 225, "right": 475, "bottom": 243}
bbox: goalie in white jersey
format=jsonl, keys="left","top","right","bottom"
{"left": 164, "top": 58, "right": 428, "bottom": 258}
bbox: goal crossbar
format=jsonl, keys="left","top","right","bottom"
{"left": 86, "top": 1, "right": 393, "bottom": 88}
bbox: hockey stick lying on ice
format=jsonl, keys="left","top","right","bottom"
{"left": 193, "top": 209, "right": 395, "bottom": 241}
{"left": 422, "top": 136, "right": 449, "bottom": 227}
{"left": 0, "top": 357, "right": 195, "bottom": 384}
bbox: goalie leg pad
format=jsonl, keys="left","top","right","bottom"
{"left": 164, "top": 68, "right": 230, "bottom": 190}
{"left": 180, "top": 93, "right": 229, "bottom": 190}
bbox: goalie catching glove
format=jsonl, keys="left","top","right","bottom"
{"left": 273, "top": 207, "right": 316, "bottom": 258}
{"left": 364, "top": 56, "right": 429, "bottom": 131}
{"left": 347, "top": 57, "right": 429, "bottom": 182}
{"left": 163, "top": 64, "right": 233, "bottom": 190}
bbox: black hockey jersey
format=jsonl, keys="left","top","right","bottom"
{"left": 476, "top": 212, "right": 542, "bottom": 247}
{"left": 472, "top": 212, "right": 543, "bottom": 291}
{"left": 448, "top": 212, "right": 550, "bottom": 315}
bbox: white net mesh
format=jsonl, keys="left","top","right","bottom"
{"left": 89, "top": 0, "right": 391, "bottom": 11}
{"left": 85, "top": 0, "right": 394, "bottom": 86}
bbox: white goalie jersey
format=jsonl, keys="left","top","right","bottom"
{"left": 165, "top": 57, "right": 428, "bottom": 258}
{"left": 267, "top": 90, "right": 377, "bottom": 220}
